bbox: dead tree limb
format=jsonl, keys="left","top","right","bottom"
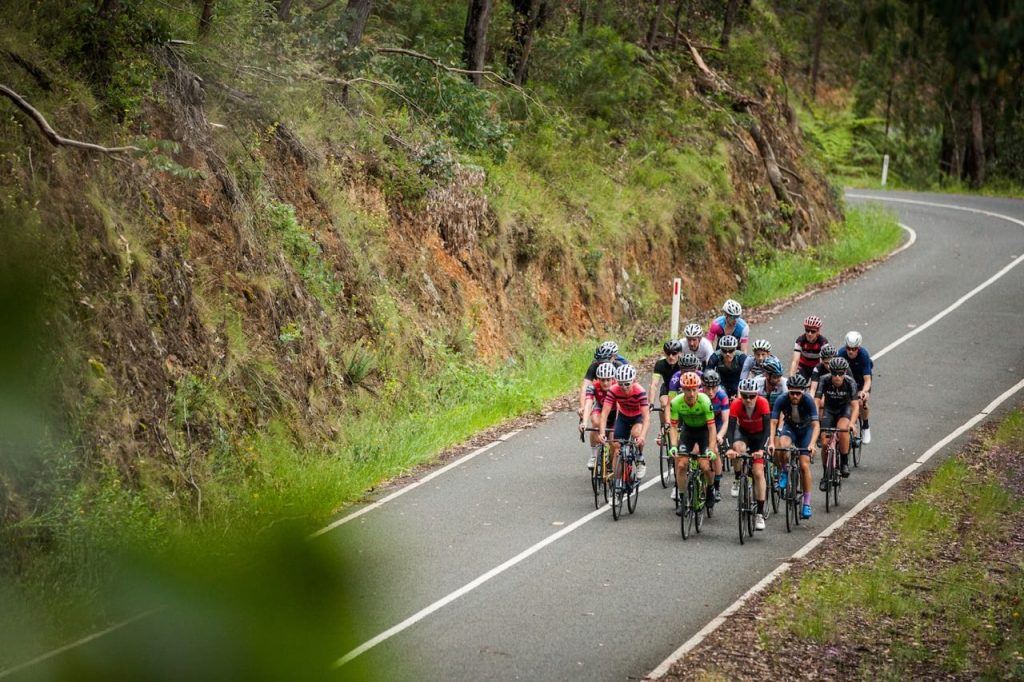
{"left": 1, "top": 84, "right": 140, "bottom": 154}
{"left": 376, "top": 46, "right": 517, "bottom": 88}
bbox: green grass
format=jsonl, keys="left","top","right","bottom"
{"left": 763, "top": 407, "right": 1024, "bottom": 678}
{"left": 841, "top": 175, "right": 1024, "bottom": 199}
{"left": 740, "top": 204, "right": 904, "bottom": 308}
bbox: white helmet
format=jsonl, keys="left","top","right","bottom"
{"left": 683, "top": 323, "right": 703, "bottom": 338}
{"left": 752, "top": 338, "right": 772, "bottom": 352}
{"left": 844, "top": 331, "right": 863, "bottom": 348}
{"left": 722, "top": 299, "right": 742, "bottom": 316}
{"left": 614, "top": 364, "right": 637, "bottom": 385}
{"left": 596, "top": 362, "right": 616, "bottom": 380}
{"left": 738, "top": 378, "right": 759, "bottom": 395}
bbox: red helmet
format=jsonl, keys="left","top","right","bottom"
{"left": 803, "top": 315, "right": 822, "bottom": 330}
{"left": 680, "top": 372, "right": 701, "bottom": 389}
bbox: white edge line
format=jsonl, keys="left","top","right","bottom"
{"left": 334, "top": 471, "right": 668, "bottom": 667}
{"left": 0, "top": 608, "right": 163, "bottom": 680}
{"left": 309, "top": 429, "right": 524, "bottom": 538}
{"left": 892, "top": 222, "right": 917, "bottom": 257}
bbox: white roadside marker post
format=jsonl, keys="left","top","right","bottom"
{"left": 881, "top": 154, "right": 890, "bottom": 187}
{"left": 671, "top": 277, "right": 681, "bottom": 339}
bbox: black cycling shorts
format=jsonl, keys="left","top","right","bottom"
{"left": 679, "top": 424, "right": 710, "bottom": 456}
{"left": 820, "top": 404, "right": 853, "bottom": 429}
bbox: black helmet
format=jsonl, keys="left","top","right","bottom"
{"left": 788, "top": 374, "right": 809, "bottom": 389}
{"left": 702, "top": 369, "right": 721, "bottom": 388}
{"left": 663, "top": 339, "right": 684, "bottom": 354}
{"left": 679, "top": 353, "right": 700, "bottom": 370}
{"left": 828, "top": 357, "right": 850, "bottom": 373}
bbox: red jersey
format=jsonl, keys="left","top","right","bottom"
{"left": 729, "top": 396, "right": 771, "bottom": 433}
{"left": 586, "top": 381, "right": 615, "bottom": 410}
{"left": 603, "top": 383, "right": 648, "bottom": 418}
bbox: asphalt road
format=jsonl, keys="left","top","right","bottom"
{"left": 6, "top": 190, "right": 1023, "bottom": 680}
{"left": 317, "top": 190, "right": 1024, "bottom": 681}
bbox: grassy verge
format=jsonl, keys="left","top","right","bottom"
{"left": 841, "top": 175, "right": 1024, "bottom": 199}
{"left": 740, "top": 204, "right": 903, "bottom": 308}
{"left": 758, "top": 405, "right": 1024, "bottom": 678}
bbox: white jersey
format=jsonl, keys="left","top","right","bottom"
{"left": 754, "top": 375, "right": 788, "bottom": 401}
{"left": 689, "top": 337, "right": 714, "bottom": 367}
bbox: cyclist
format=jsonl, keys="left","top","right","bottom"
{"left": 706, "top": 299, "right": 750, "bottom": 353}
{"left": 705, "top": 335, "right": 747, "bottom": 398}
{"left": 579, "top": 362, "right": 617, "bottom": 469}
{"left": 683, "top": 323, "right": 714, "bottom": 366}
{"left": 755, "top": 356, "right": 788, "bottom": 406}
{"left": 598, "top": 364, "right": 650, "bottom": 480}
{"left": 667, "top": 352, "right": 703, "bottom": 393}
{"left": 649, "top": 339, "right": 684, "bottom": 431}
{"left": 767, "top": 374, "right": 819, "bottom": 519}
{"left": 668, "top": 371, "right": 717, "bottom": 513}
{"left": 789, "top": 315, "right": 829, "bottom": 379}
{"left": 814, "top": 356, "right": 858, "bottom": 481}
{"left": 740, "top": 338, "right": 775, "bottom": 381}
{"left": 578, "top": 341, "right": 627, "bottom": 419}
{"left": 808, "top": 343, "right": 838, "bottom": 395}
{"left": 838, "top": 331, "right": 874, "bottom": 444}
{"left": 701, "top": 369, "right": 730, "bottom": 500}
{"left": 726, "top": 378, "right": 772, "bottom": 530}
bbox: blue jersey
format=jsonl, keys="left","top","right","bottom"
{"left": 772, "top": 392, "right": 818, "bottom": 428}
{"left": 838, "top": 347, "right": 873, "bottom": 389}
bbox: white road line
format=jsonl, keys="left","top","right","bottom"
{"left": 646, "top": 196, "right": 1024, "bottom": 678}
{"left": 0, "top": 609, "right": 161, "bottom": 680}
{"left": 892, "top": 222, "right": 917, "bottom": 257}
{"left": 310, "top": 429, "right": 523, "bottom": 538}
{"left": 646, "top": 376, "right": 1024, "bottom": 679}
{"left": 335, "top": 471, "right": 668, "bottom": 667}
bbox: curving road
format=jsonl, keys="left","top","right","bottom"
{"left": 6, "top": 190, "right": 1024, "bottom": 680}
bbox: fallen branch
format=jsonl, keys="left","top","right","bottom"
{"left": 1, "top": 84, "right": 140, "bottom": 154}
{"left": 376, "top": 46, "right": 519, "bottom": 88}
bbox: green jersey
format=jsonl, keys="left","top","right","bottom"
{"left": 670, "top": 392, "right": 714, "bottom": 428}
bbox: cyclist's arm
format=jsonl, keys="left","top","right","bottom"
{"left": 810, "top": 417, "right": 820, "bottom": 446}
{"left": 789, "top": 348, "right": 801, "bottom": 377}
{"left": 755, "top": 414, "right": 771, "bottom": 452}
{"left": 739, "top": 356, "right": 751, "bottom": 381}
{"left": 578, "top": 379, "right": 592, "bottom": 415}
{"left": 707, "top": 418, "right": 718, "bottom": 452}
{"left": 768, "top": 417, "right": 779, "bottom": 445}
{"left": 598, "top": 394, "right": 614, "bottom": 433}
{"left": 718, "top": 406, "right": 730, "bottom": 441}
{"left": 861, "top": 373, "right": 872, "bottom": 395}
{"left": 639, "top": 399, "right": 651, "bottom": 441}
{"left": 648, "top": 373, "right": 660, "bottom": 402}
{"left": 726, "top": 415, "right": 738, "bottom": 445}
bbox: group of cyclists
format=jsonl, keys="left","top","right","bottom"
{"left": 578, "top": 298, "right": 874, "bottom": 533}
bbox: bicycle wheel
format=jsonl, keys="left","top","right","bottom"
{"left": 737, "top": 473, "right": 748, "bottom": 545}
{"left": 769, "top": 460, "right": 780, "bottom": 515}
{"left": 693, "top": 476, "right": 705, "bottom": 534}
{"left": 627, "top": 468, "right": 639, "bottom": 514}
{"left": 591, "top": 453, "right": 601, "bottom": 509}
{"left": 745, "top": 477, "right": 755, "bottom": 537}
{"left": 680, "top": 475, "right": 691, "bottom": 540}
{"left": 852, "top": 421, "right": 862, "bottom": 468}
{"left": 601, "top": 448, "right": 610, "bottom": 504}
{"left": 832, "top": 465, "right": 841, "bottom": 508}
{"left": 824, "top": 451, "right": 833, "bottom": 514}
{"left": 611, "top": 461, "right": 623, "bottom": 520}
{"left": 793, "top": 464, "right": 803, "bottom": 527}
{"left": 659, "top": 435, "right": 670, "bottom": 488}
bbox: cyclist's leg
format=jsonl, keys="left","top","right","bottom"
{"left": 837, "top": 410, "right": 852, "bottom": 474}
{"left": 659, "top": 389, "right": 670, "bottom": 428}
{"left": 629, "top": 419, "right": 646, "bottom": 476}
{"left": 793, "top": 426, "right": 814, "bottom": 510}
{"left": 777, "top": 432, "right": 793, "bottom": 470}
{"left": 588, "top": 409, "right": 602, "bottom": 447}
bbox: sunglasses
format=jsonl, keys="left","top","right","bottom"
{"left": 832, "top": 371, "right": 846, "bottom": 376}
{"left": 667, "top": 351, "right": 680, "bottom": 356}
{"left": 804, "top": 327, "right": 818, "bottom": 333}
{"left": 740, "top": 393, "right": 758, "bottom": 399}
{"left": 788, "top": 391, "right": 804, "bottom": 397}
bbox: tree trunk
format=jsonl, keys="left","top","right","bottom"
{"left": 344, "top": 0, "right": 374, "bottom": 48}
{"left": 507, "top": 0, "right": 538, "bottom": 85}
{"left": 969, "top": 83, "right": 985, "bottom": 187}
{"left": 276, "top": 0, "right": 293, "bottom": 21}
{"left": 671, "top": 0, "right": 686, "bottom": 49}
{"left": 808, "top": 0, "right": 827, "bottom": 99}
{"left": 199, "top": 0, "right": 215, "bottom": 34}
{"left": 462, "top": 0, "right": 493, "bottom": 86}
{"left": 578, "top": 0, "right": 587, "bottom": 33}
{"left": 721, "top": 0, "right": 740, "bottom": 48}
{"left": 645, "top": 0, "right": 668, "bottom": 50}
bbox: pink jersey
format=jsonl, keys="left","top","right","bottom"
{"left": 603, "top": 383, "right": 648, "bottom": 418}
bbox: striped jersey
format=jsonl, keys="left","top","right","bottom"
{"left": 603, "top": 383, "right": 648, "bottom": 418}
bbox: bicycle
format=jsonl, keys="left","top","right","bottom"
{"left": 819, "top": 428, "right": 846, "bottom": 513}
{"left": 676, "top": 450, "right": 711, "bottom": 540}
{"left": 776, "top": 446, "right": 811, "bottom": 533}
{"left": 652, "top": 406, "right": 674, "bottom": 489}
{"left": 735, "top": 451, "right": 758, "bottom": 544}
{"left": 850, "top": 414, "right": 864, "bottom": 468}
{"left": 610, "top": 438, "right": 641, "bottom": 521}
{"left": 583, "top": 427, "right": 613, "bottom": 509}
{"left": 765, "top": 450, "right": 780, "bottom": 518}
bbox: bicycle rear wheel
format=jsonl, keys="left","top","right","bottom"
{"left": 627, "top": 469, "right": 639, "bottom": 514}
{"left": 745, "top": 477, "right": 755, "bottom": 537}
{"left": 737, "top": 474, "right": 748, "bottom": 545}
{"left": 591, "top": 454, "right": 601, "bottom": 509}
{"left": 693, "top": 477, "right": 704, "bottom": 534}
{"left": 659, "top": 435, "right": 671, "bottom": 488}
{"left": 852, "top": 420, "right": 862, "bottom": 468}
{"left": 769, "top": 460, "right": 780, "bottom": 514}
{"left": 611, "top": 461, "right": 623, "bottom": 520}
{"left": 824, "top": 451, "right": 834, "bottom": 514}
{"left": 680, "top": 476, "right": 691, "bottom": 540}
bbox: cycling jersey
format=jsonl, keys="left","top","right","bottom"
{"left": 585, "top": 381, "right": 615, "bottom": 412}
{"left": 687, "top": 337, "right": 715, "bottom": 366}
{"left": 793, "top": 333, "right": 829, "bottom": 374}
{"left": 652, "top": 357, "right": 682, "bottom": 395}
{"left": 669, "top": 392, "right": 715, "bottom": 429}
{"left": 603, "top": 382, "right": 648, "bottom": 417}
{"left": 810, "top": 361, "right": 828, "bottom": 385}
{"left": 815, "top": 373, "right": 858, "bottom": 411}
{"left": 728, "top": 395, "right": 771, "bottom": 433}
{"left": 668, "top": 368, "right": 703, "bottom": 393}
{"left": 707, "top": 316, "right": 750, "bottom": 348}
{"left": 706, "top": 350, "right": 748, "bottom": 396}
{"left": 771, "top": 392, "right": 818, "bottom": 427}
{"left": 739, "top": 353, "right": 780, "bottom": 381}
{"left": 707, "top": 387, "right": 730, "bottom": 430}
{"left": 837, "top": 347, "right": 873, "bottom": 390}
{"left": 755, "top": 375, "right": 788, "bottom": 406}
{"left": 584, "top": 354, "right": 628, "bottom": 381}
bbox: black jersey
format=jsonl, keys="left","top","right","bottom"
{"left": 815, "top": 373, "right": 858, "bottom": 411}
{"left": 706, "top": 350, "right": 748, "bottom": 396}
